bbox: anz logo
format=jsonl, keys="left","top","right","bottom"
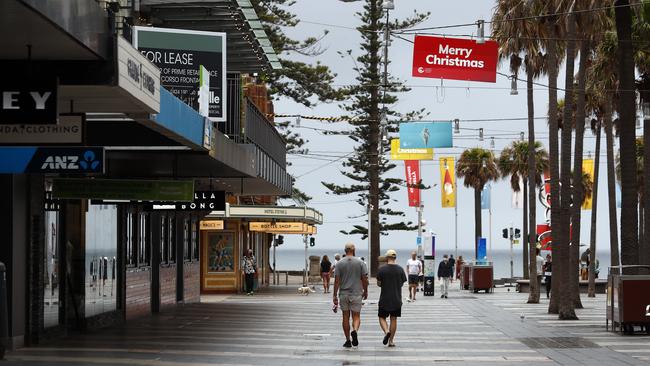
{"left": 41, "top": 150, "right": 100, "bottom": 171}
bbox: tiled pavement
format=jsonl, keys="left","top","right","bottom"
{"left": 5, "top": 283, "right": 650, "bottom": 365}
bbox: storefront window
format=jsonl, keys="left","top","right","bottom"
{"left": 138, "top": 213, "right": 150, "bottom": 266}
{"left": 191, "top": 218, "right": 198, "bottom": 261}
{"left": 85, "top": 204, "right": 117, "bottom": 318}
{"left": 160, "top": 215, "right": 168, "bottom": 264}
{"left": 44, "top": 209, "right": 59, "bottom": 328}
{"left": 126, "top": 212, "right": 136, "bottom": 267}
{"left": 169, "top": 216, "right": 176, "bottom": 264}
{"left": 183, "top": 218, "right": 190, "bottom": 261}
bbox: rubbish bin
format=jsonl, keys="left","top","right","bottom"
{"left": 0, "top": 262, "right": 8, "bottom": 359}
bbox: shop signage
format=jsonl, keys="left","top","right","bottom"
{"left": 203, "top": 117, "right": 213, "bottom": 150}
{"left": 0, "top": 114, "right": 83, "bottom": 144}
{"left": 0, "top": 147, "right": 104, "bottom": 174}
{"left": 52, "top": 179, "right": 194, "bottom": 201}
{"left": 404, "top": 160, "right": 421, "bottom": 207}
{"left": 117, "top": 37, "right": 161, "bottom": 113}
{"left": 134, "top": 27, "right": 227, "bottom": 121}
{"left": 1, "top": 77, "right": 58, "bottom": 124}
{"left": 390, "top": 139, "right": 433, "bottom": 160}
{"left": 399, "top": 122, "right": 452, "bottom": 148}
{"left": 250, "top": 222, "right": 317, "bottom": 234}
{"left": 200, "top": 220, "right": 224, "bottom": 230}
{"left": 412, "top": 35, "right": 498, "bottom": 83}
{"left": 150, "top": 190, "right": 225, "bottom": 211}
{"left": 44, "top": 191, "right": 62, "bottom": 211}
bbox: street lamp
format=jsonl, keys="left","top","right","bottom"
{"left": 381, "top": 0, "right": 395, "bottom": 11}
{"left": 476, "top": 19, "right": 485, "bottom": 44}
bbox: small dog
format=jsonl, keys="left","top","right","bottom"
{"left": 298, "top": 286, "right": 316, "bottom": 295}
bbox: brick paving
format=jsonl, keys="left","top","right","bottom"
{"left": 5, "top": 282, "right": 650, "bottom": 365}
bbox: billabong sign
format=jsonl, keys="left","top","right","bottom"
{"left": 149, "top": 190, "right": 225, "bottom": 211}
{"left": 412, "top": 35, "right": 498, "bottom": 82}
{"left": 0, "top": 147, "right": 104, "bottom": 174}
{"left": 1, "top": 78, "right": 58, "bottom": 124}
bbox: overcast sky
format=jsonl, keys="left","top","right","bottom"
{"left": 272, "top": 0, "right": 619, "bottom": 254}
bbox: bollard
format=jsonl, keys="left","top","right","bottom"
{"left": 0, "top": 262, "right": 8, "bottom": 359}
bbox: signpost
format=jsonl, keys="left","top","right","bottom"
{"left": 423, "top": 235, "right": 435, "bottom": 296}
{"left": 134, "top": 26, "right": 227, "bottom": 121}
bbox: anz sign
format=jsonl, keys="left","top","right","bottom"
{"left": 0, "top": 147, "right": 104, "bottom": 174}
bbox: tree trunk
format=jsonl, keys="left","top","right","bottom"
{"left": 605, "top": 103, "right": 621, "bottom": 274}
{"left": 547, "top": 18, "right": 561, "bottom": 315}
{"left": 588, "top": 123, "right": 602, "bottom": 297}
{"left": 615, "top": 0, "right": 639, "bottom": 275}
{"left": 644, "top": 104, "right": 650, "bottom": 274}
{"left": 559, "top": 9, "right": 578, "bottom": 320}
{"left": 523, "top": 178, "right": 529, "bottom": 279}
{"left": 474, "top": 187, "right": 482, "bottom": 260}
{"left": 639, "top": 201, "right": 644, "bottom": 268}
{"left": 368, "top": 0, "right": 381, "bottom": 276}
{"left": 569, "top": 40, "right": 589, "bottom": 310}
{"left": 526, "top": 69, "right": 540, "bottom": 304}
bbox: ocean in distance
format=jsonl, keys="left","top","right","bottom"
{"left": 272, "top": 247, "right": 612, "bottom": 280}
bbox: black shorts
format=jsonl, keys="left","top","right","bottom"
{"left": 378, "top": 307, "right": 401, "bottom": 318}
{"left": 408, "top": 275, "right": 419, "bottom": 284}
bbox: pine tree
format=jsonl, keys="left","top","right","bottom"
{"left": 322, "top": 0, "right": 428, "bottom": 275}
{"left": 251, "top": 0, "right": 347, "bottom": 203}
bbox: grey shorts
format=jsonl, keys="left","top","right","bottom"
{"left": 339, "top": 293, "right": 363, "bottom": 312}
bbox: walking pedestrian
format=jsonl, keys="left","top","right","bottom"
{"left": 448, "top": 255, "right": 456, "bottom": 282}
{"left": 437, "top": 254, "right": 453, "bottom": 298}
{"left": 455, "top": 255, "right": 464, "bottom": 280}
{"left": 535, "top": 248, "right": 544, "bottom": 290}
{"left": 329, "top": 253, "right": 341, "bottom": 278}
{"left": 580, "top": 248, "right": 591, "bottom": 280}
{"left": 321, "top": 255, "right": 332, "bottom": 293}
{"left": 333, "top": 243, "right": 368, "bottom": 348}
{"left": 241, "top": 249, "right": 257, "bottom": 295}
{"left": 376, "top": 249, "right": 406, "bottom": 347}
{"left": 406, "top": 251, "right": 422, "bottom": 301}
{"left": 543, "top": 254, "right": 552, "bottom": 299}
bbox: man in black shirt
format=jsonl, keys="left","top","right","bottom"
{"left": 438, "top": 255, "right": 453, "bottom": 298}
{"left": 376, "top": 249, "right": 407, "bottom": 347}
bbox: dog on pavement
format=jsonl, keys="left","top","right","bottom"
{"left": 298, "top": 286, "right": 315, "bottom": 295}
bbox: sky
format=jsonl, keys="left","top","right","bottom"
{"left": 271, "top": 0, "right": 622, "bottom": 254}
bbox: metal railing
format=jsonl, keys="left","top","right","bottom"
{"left": 244, "top": 99, "right": 286, "bottom": 168}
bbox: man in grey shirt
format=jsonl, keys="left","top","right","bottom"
{"left": 333, "top": 243, "right": 368, "bottom": 348}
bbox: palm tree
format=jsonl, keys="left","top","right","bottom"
{"left": 457, "top": 148, "right": 500, "bottom": 259}
{"left": 615, "top": 0, "right": 640, "bottom": 275}
{"left": 587, "top": 118, "right": 602, "bottom": 298}
{"left": 492, "top": 0, "right": 547, "bottom": 302}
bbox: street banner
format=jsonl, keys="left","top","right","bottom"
{"left": 581, "top": 159, "right": 595, "bottom": 210}
{"left": 134, "top": 26, "right": 227, "bottom": 121}
{"left": 390, "top": 138, "right": 434, "bottom": 160}
{"left": 439, "top": 157, "right": 456, "bottom": 208}
{"left": 481, "top": 184, "right": 491, "bottom": 210}
{"left": 537, "top": 223, "right": 552, "bottom": 250}
{"left": 399, "top": 122, "right": 452, "bottom": 148}
{"left": 404, "top": 160, "right": 421, "bottom": 207}
{"left": 512, "top": 177, "right": 524, "bottom": 209}
{"left": 412, "top": 35, "right": 498, "bottom": 82}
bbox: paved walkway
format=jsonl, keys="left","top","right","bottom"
{"left": 6, "top": 283, "right": 650, "bottom": 365}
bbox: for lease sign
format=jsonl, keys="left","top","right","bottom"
{"left": 412, "top": 35, "right": 498, "bottom": 83}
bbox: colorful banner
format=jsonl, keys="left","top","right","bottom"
{"left": 481, "top": 184, "right": 491, "bottom": 210}
{"left": 390, "top": 139, "right": 434, "bottom": 160}
{"left": 537, "top": 223, "right": 552, "bottom": 250}
{"left": 581, "top": 159, "right": 595, "bottom": 210}
{"left": 399, "top": 122, "right": 453, "bottom": 148}
{"left": 404, "top": 160, "right": 421, "bottom": 207}
{"left": 439, "top": 157, "right": 456, "bottom": 208}
{"left": 412, "top": 35, "right": 498, "bottom": 83}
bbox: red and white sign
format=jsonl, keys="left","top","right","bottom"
{"left": 405, "top": 160, "right": 421, "bottom": 207}
{"left": 412, "top": 35, "right": 498, "bottom": 83}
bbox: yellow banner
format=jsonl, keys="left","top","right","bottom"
{"left": 582, "top": 159, "right": 595, "bottom": 210}
{"left": 390, "top": 139, "right": 434, "bottom": 160}
{"left": 200, "top": 220, "right": 224, "bottom": 230}
{"left": 439, "top": 157, "right": 456, "bottom": 208}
